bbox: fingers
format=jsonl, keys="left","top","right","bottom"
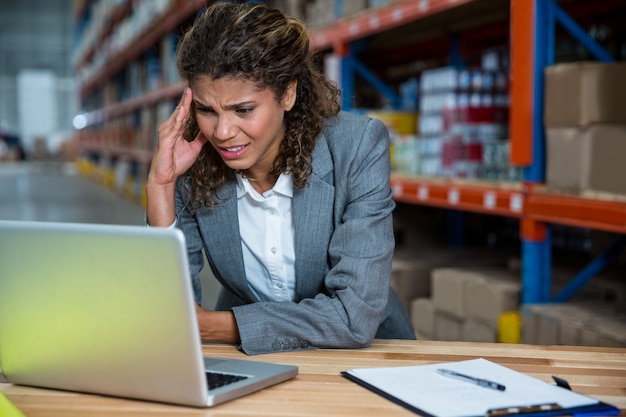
{"left": 158, "top": 88, "right": 192, "bottom": 146}
{"left": 194, "top": 130, "right": 209, "bottom": 146}
{"left": 176, "top": 87, "right": 192, "bottom": 123}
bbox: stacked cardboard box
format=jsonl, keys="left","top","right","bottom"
{"left": 408, "top": 263, "right": 625, "bottom": 346}
{"left": 392, "top": 241, "right": 513, "bottom": 340}
{"left": 544, "top": 61, "right": 626, "bottom": 195}
{"left": 522, "top": 302, "right": 626, "bottom": 347}
{"left": 410, "top": 267, "right": 521, "bottom": 342}
{"left": 391, "top": 259, "right": 431, "bottom": 313}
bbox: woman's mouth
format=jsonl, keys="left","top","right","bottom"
{"left": 220, "top": 144, "right": 248, "bottom": 159}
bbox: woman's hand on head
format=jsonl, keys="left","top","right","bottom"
{"left": 145, "top": 87, "right": 209, "bottom": 226}
{"left": 149, "top": 88, "right": 209, "bottom": 187}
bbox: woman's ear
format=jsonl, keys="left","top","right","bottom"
{"left": 282, "top": 81, "right": 298, "bottom": 111}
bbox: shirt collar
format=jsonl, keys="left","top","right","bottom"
{"left": 236, "top": 172, "right": 293, "bottom": 200}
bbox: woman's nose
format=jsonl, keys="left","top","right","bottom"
{"left": 213, "top": 115, "right": 236, "bottom": 141}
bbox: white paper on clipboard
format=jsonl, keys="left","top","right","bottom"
{"left": 343, "top": 358, "right": 598, "bottom": 417}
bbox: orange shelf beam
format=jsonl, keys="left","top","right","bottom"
{"left": 390, "top": 176, "right": 525, "bottom": 218}
{"left": 526, "top": 190, "right": 626, "bottom": 234}
{"left": 391, "top": 176, "right": 626, "bottom": 234}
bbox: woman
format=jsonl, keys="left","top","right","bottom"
{"left": 146, "top": 2, "right": 415, "bottom": 355}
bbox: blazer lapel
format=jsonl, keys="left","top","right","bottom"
{"left": 198, "top": 179, "right": 251, "bottom": 301}
{"left": 293, "top": 135, "right": 334, "bottom": 300}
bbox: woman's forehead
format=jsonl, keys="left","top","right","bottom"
{"left": 190, "top": 76, "right": 274, "bottom": 104}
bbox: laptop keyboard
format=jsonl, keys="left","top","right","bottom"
{"left": 206, "top": 371, "right": 249, "bottom": 390}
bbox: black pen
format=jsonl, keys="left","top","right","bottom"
{"left": 436, "top": 368, "right": 506, "bottom": 391}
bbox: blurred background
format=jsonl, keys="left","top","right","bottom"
{"left": 0, "top": 0, "right": 624, "bottom": 347}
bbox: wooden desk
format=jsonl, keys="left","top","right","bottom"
{"left": 2, "top": 339, "right": 625, "bottom": 416}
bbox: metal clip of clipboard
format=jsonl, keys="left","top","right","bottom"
{"left": 486, "top": 403, "right": 563, "bottom": 416}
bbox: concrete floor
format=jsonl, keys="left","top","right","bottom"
{"left": 0, "top": 162, "right": 145, "bottom": 224}
{"left": 0, "top": 161, "right": 220, "bottom": 308}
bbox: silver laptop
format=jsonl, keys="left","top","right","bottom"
{"left": 0, "top": 220, "right": 297, "bottom": 407}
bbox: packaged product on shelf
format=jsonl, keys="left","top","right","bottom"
{"left": 305, "top": 0, "right": 335, "bottom": 29}
{"left": 128, "top": 60, "right": 144, "bottom": 98}
{"left": 418, "top": 137, "right": 443, "bottom": 177}
{"left": 522, "top": 302, "right": 626, "bottom": 347}
{"left": 146, "top": 49, "right": 162, "bottom": 91}
{"left": 482, "top": 141, "right": 522, "bottom": 182}
{"left": 343, "top": 0, "right": 368, "bottom": 18}
{"left": 367, "top": 110, "right": 419, "bottom": 175}
{"left": 367, "top": 111, "right": 418, "bottom": 135}
{"left": 161, "top": 32, "right": 179, "bottom": 85}
{"left": 418, "top": 65, "right": 511, "bottom": 180}
{"left": 392, "top": 134, "right": 420, "bottom": 175}
{"left": 481, "top": 47, "right": 509, "bottom": 72}
{"left": 439, "top": 106, "right": 509, "bottom": 179}
{"left": 369, "top": 0, "right": 391, "bottom": 8}
{"left": 399, "top": 77, "right": 420, "bottom": 111}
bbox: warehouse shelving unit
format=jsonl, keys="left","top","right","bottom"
{"left": 73, "top": 0, "right": 203, "bottom": 199}
{"left": 73, "top": 0, "right": 625, "bottom": 304}
{"left": 311, "top": 0, "right": 626, "bottom": 303}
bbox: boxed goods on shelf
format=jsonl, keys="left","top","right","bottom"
{"left": 343, "top": 0, "right": 368, "bottom": 18}
{"left": 522, "top": 302, "right": 626, "bottom": 347}
{"left": 544, "top": 62, "right": 626, "bottom": 196}
{"left": 544, "top": 61, "right": 626, "bottom": 128}
{"left": 434, "top": 311, "right": 463, "bottom": 341}
{"left": 546, "top": 124, "right": 626, "bottom": 195}
{"left": 409, "top": 266, "right": 523, "bottom": 343}
{"left": 305, "top": 0, "right": 335, "bottom": 30}
{"left": 160, "top": 32, "right": 179, "bottom": 85}
{"left": 366, "top": 110, "right": 419, "bottom": 175}
{"left": 410, "top": 297, "right": 435, "bottom": 339}
{"left": 390, "top": 259, "right": 431, "bottom": 311}
{"left": 462, "top": 317, "right": 497, "bottom": 343}
{"left": 412, "top": 262, "right": 626, "bottom": 346}
{"left": 75, "top": 0, "right": 172, "bottom": 87}
{"left": 431, "top": 267, "right": 520, "bottom": 323}
{"left": 417, "top": 66, "right": 512, "bottom": 180}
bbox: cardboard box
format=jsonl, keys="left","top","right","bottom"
{"left": 580, "top": 326, "right": 600, "bottom": 346}
{"left": 431, "top": 268, "right": 476, "bottom": 319}
{"left": 522, "top": 302, "right": 626, "bottom": 347}
{"left": 466, "top": 269, "right": 521, "bottom": 327}
{"left": 546, "top": 125, "right": 626, "bottom": 195}
{"left": 410, "top": 297, "right": 435, "bottom": 339}
{"left": 545, "top": 127, "right": 581, "bottom": 191}
{"left": 462, "top": 318, "right": 497, "bottom": 343}
{"left": 544, "top": 62, "right": 626, "bottom": 128}
{"left": 536, "top": 309, "right": 560, "bottom": 345}
{"left": 559, "top": 318, "right": 585, "bottom": 346}
{"left": 391, "top": 259, "right": 432, "bottom": 311}
{"left": 434, "top": 311, "right": 463, "bottom": 341}
{"left": 521, "top": 304, "right": 541, "bottom": 344}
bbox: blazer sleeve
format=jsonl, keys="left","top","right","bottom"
{"left": 232, "top": 116, "right": 397, "bottom": 355}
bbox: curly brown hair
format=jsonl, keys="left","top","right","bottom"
{"left": 176, "top": 2, "right": 341, "bottom": 208}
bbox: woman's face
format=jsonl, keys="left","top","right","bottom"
{"left": 190, "top": 76, "right": 296, "bottom": 178}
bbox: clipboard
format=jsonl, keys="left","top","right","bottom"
{"left": 341, "top": 358, "right": 620, "bottom": 417}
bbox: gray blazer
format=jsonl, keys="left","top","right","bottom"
{"left": 175, "top": 111, "right": 415, "bottom": 355}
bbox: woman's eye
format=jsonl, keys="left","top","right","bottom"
{"left": 195, "top": 106, "right": 214, "bottom": 114}
{"left": 236, "top": 107, "right": 253, "bottom": 115}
